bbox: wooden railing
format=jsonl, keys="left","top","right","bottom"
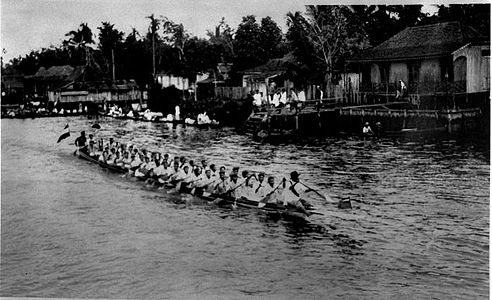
{"left": 359, "top": 81, "right": 467, "bottom": 95}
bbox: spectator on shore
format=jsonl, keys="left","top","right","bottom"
{"left": 175, "top": 105, "right": 180, "bottom": 120}
{"left": 272, "top": 90, "right": 281, "bottom": 107}
{"left": 280, "top": 89, "right": 287, "bottom": 106}
{"left": 253, "top": 90, "right": 262, "bottom": 106}
{"left": 396, "top": 79, "right": 407, "bottom": 100}
{"left": 298, "top": 89, "right": 306, "bottom": 102}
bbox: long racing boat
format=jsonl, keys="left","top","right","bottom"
{"left": 75, "top": 150, "right": 320, "bottom": 221}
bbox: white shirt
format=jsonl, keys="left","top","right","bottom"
{"left": 298, "top": 91, "right": 306, "bottom": 102}
{"left": 282, "top": 180, "right": 307, "bottom": 206}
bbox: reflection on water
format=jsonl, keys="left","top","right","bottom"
{"left": 1, "top": 117, "right": 489, "bottom": 299}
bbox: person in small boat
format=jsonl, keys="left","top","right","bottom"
{"left": 214, "top": 171, "right": 229, "bottom": 195}
{"left": 282, "top": 171, "right": 311, "bottom": 215}
{"left": 362, "top": 122, "right": 374, "bottom": 136}
{"left": 75, "top": 131, "right": 88, "bottom": 153}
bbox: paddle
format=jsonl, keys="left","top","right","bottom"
{"left": 299, "top": 181, "right": 335, "bottom": 203}
{"left": 258, "top": 179, "right": 284, "bottom": 208}
{"left": 217, "top": 173, "right": 256, "bottom": 198}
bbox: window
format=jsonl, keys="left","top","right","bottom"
{"left": 379, "top": 63, "right": 390, "bottom": 82}
{"left": 408, "top": 61, "right": 420, "bottom": 83}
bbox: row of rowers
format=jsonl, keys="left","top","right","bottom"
{"left": 84, "top": 137, "right": 311, "bottom": 210}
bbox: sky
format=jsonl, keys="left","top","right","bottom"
{"left": 0, "top": 0, "right": 451, "bottom": 63}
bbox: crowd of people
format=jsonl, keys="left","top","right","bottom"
{"left": 75, "top": 131, "right": 314, "bottom": 215}
{"left": 251, "top": 88, "right": 307, "bottom": 108}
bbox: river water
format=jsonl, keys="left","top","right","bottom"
{"left": 1, "top": 117, "right": 489, "bottom": 299}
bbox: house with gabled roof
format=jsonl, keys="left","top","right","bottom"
{"left": 346, "top": 21, "right": 489, "bottom": 108}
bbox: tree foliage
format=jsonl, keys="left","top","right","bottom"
{"left": 2, "top": 4, "right": 489, "bottom": 89}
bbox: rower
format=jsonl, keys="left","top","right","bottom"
{"left": 107, "top": 148, "right": 117, "bottom": 165}
{"left": 214, "top": 171, "right": 229, "bottom": 194}
{"left": 192, "top": 169, "right": 215, "bottom": 195}
{"left": 122, "top": 151, "right": 132, "bottom": 169}
{"left": 114, "top": 151, "right": 123, "bottom": 166}
{"left": 179, "top": 156, "right": 187, "bottom": 169}
{"left": 108, "top": 137, "right": 116, "bottom": 149}
{"left": 237, "top": 170, "right": 252, "bottom": 199}
{"left": 257, "top": 176, "right": 280, "bottom": 203}
{"left": 231, "top": 166, "right": 240, "bottom": 177}
{"left": 174, "top": 165, "right": 192, "bottom": 191}
{"left": 201, "top": 159, "right": 208, "bottom": 171}
{"left": 209, "top": 164, "right": 217, "bottom": 177}
{"left": 130, "top": 152, "right": 142, "bottom": 171}
{"left": 135, "top": 156, "right": 151, "bottom": 177}
{"left": 74, "top": 131, "right": 88, "bottom": 153}
{"left": 88, "top": 140, "right": 97, "bottom": 157}
{"left": 162, "top": 153, "right": 170, "bottom": 166}
{"left": 253, "top": 172, "right": 266, "bottom": 196}
{"left": 225, "top": 172, "right": 241, "bottom": 199}
{"left": 282, "top": 171, "right": 311, "bottom": 215}
{"left": 99, "top": 149, "right": 109, "bottom": 163}
{"left": 88, "top": 134, "right": 95, "bottom": 145}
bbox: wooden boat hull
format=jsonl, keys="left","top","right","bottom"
{"left": 76, "top": 150, "right": 127, "bottom": 174}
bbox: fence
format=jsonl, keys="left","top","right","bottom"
{"left": 214, "top": 87, "right": 249, "bottom": 100}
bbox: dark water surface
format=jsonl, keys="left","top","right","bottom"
{"left": 1, "top": 117, "right": 489, "bottom": 299}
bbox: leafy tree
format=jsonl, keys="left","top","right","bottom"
{"left": 63, "top": 23, "right": 96, "bottom": 67}
{"left": 233, "top": 15, "right": 263, "bottom": 71}
{"left": 161, "top": 18, "right": 189, "bottom": 73}
{"left": 287, "top": 6, "right": 368, "bottom": 94}
{"left": 259, "top": 16, "right": 285, "bottom": 60}
{"left": 97, "top": 22, "right": 124, "bottom": 79}
{"left": 435, "top": 4, "right": 490, "bottom": 37}
{"left": 207, "top": 18, "right": 235, "bottom": 62}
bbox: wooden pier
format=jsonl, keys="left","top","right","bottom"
{"left": 242, "top": 99, "right": 486, "bottom": 138}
